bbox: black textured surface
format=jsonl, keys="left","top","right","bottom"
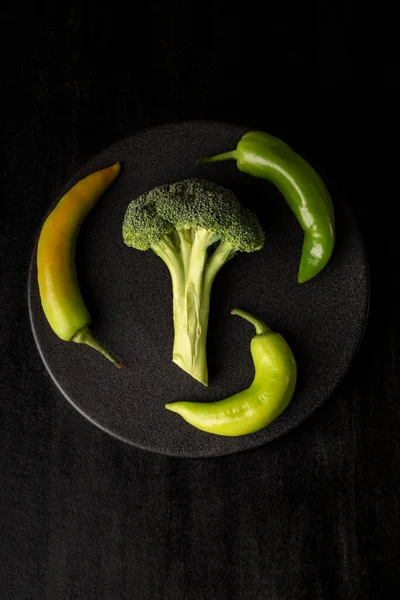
{"left": 28, "top": 121, "right": 369, "bottom": 457}
{"left": 3, "top": 3, "right": 400, "bottom": 599}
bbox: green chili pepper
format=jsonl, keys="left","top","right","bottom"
{"left": 165, "top": 308, "right": 297, "bottom": 436}
{"left": 197, "top": 131, "right": 335, "bottom": 283}
{"left": 37, "top": 163, "right": 122, "bottom": 367}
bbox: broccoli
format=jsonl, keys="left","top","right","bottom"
{"left": 122, "top": 178, "right": 264, "bottom": 386}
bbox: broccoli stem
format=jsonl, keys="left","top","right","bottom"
{"left": 172, "top": 286, "right": 209, "bottom": 385}
{"left": 172, "top": 229, "right": 210, "bottom": 385}
{"left": 153, "top": 229, "right": 235, "bottom": 386}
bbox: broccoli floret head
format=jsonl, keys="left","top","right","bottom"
{"left": 122, "top": 192, "right": 173, "bottom": 251}
{"left": 122, "top": 178, "right": 264, "bottom": 252}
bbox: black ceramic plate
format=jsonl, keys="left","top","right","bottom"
{"left": 28, "top": 121, "right": 369, "bottom": 458}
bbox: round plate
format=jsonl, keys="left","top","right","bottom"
{"left": 28, "top": 121, "right": 369, "bottom": 458}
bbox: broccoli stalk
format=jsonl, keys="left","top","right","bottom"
{"left": 122, "top": 178, "right": 264, "bottom": 386}
{"left": 153, "top": 228, "right": 236, "bottom": 384}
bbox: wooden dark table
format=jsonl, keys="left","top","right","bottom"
{"left": 1, "top": 4, "right": 399, "bottom": 599}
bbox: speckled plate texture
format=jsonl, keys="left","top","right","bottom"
{"left": 28, "top": 121, "right": 369, "bottom": 457}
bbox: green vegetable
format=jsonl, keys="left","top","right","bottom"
{"left": 122, "top": 179, "right": 264, "bottom": 386}
{"left": 197, "top": 130, "right": 335, "bottom": 283}
{"left": 166, "top": 308, "right": 297, "bottom": 436}
{"left": 37, "top": 163, "right": 122, "bottom": 367}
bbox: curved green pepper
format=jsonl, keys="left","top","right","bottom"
{"left": 37, "top": 163, "right": 122, "bottom": 367}
{"left": 197, "top": 131, "right": 335, "bottom": 283}
{"left": 165, "top": 308, "right": 297, "bottom": 436}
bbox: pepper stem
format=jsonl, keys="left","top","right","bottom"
{"left": 231, "top": 308, "right": 270, "bottom": 336}
{"left": 195, "top": 150, "right": 238, "bottom": 165}
{"left": 72, "top": 326, "right": 121, "bottom": 368}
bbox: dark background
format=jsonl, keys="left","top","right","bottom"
{"left": 1, "top": 2, "right": 399, "bottom": 599}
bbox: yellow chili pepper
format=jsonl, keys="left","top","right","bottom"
{"left": 37, "top": 162, "right": 121, "bottom": 367}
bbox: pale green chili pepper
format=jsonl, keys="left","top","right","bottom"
{"left": 165, "top": 308, "right": 297, "bottom": 436}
